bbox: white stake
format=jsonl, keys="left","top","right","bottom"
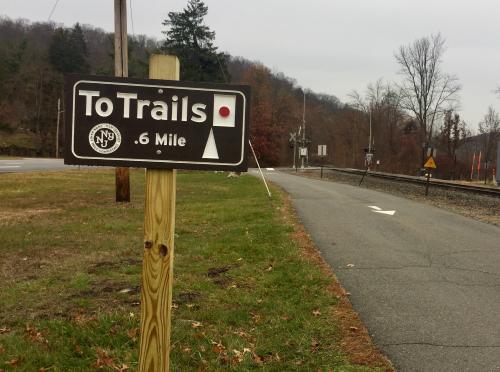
{"left": 249, "top": 140, "right": 271, "bottom": 197}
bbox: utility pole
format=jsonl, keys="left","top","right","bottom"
{"left": 114, "top": 0, "right": 131, "bottom": 202}
{"left": 368, "top": 105, "right": 372, "bottom": 153}
{"left": 301, "top": 91, "right": 306, "bottom": 168}
{"left": 292, "top": 137, "right": 296, "bottom": 169}
{"left": 55, "top": 98, "right": 61, "bottom": 158}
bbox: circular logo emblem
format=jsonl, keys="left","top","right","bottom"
{"left": 88, "top": 123, "right": 121, "bottom": 154}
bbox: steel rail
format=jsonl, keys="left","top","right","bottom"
{"left": 298, "top": 166, "right": 500, "bottom": 198}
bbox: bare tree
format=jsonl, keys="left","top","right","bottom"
{"left": 349, "top": 80, "right": 407, "bottom": 170}
{"left": 479, "top": 106, "right": 500, "bottom": 165}
{"left": 439, "top": 109, "right": 468, "bottom": 178}
{"left": 395, "top": 34, "right": 461, "bottom": 143}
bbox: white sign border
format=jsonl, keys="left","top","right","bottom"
{"left": 71, "top": 80, "right": 247, "bottom": 167}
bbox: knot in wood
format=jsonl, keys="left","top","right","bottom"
{"left": 159, "top": 244, "right": 168, "bottom": 257}
{"left": 144, "top": 241, "right": 153, "bottom": 249}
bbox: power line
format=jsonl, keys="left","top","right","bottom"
{"left": 129, "top": 0, "right": 135, "bottom": 36}
{"left": 215, "top": 53, "right": 229, "bottom": 83}
{"left": 47, "top": 0, "right": 61, "bottom": 22}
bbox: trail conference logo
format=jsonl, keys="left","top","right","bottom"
{"left": 64, "top": 74, "right": 250, "bottom": 171}
{"left": 88, "top": 123, "right": 122, "bottom": 154}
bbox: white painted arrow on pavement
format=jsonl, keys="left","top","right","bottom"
{"left": 368, "top": 206, "right": 396, "bottom": 216}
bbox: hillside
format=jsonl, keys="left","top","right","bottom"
{"left": 0, "top": 16, "right": 426, "bottom": 173}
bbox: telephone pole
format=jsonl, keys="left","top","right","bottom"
{"left": 368, "top": 104, "right": 372, "bottom": 153}
{"left": 301, "top": 91, "right": 306, "bottom": 168}
{"left": 55, "top": 98, "right": 61, "bottom": 158}
{"left": 114, "top": 0, "right": 131, "bottom": 202}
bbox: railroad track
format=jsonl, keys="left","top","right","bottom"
{"left": 291, "top": 166, "right": 500, "bottom": 198}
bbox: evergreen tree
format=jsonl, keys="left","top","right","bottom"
{"left": 48, "top": 28, "right": 70, "bottom": 73}
{"left": 49, "top": 23, "right": 89, "bottom": 74}
{"left": 68, "top": 23, "right": 89, "bottom": 73}
{"left": 161, "top": 0, "right": 229, "bottom": 82}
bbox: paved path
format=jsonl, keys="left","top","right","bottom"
{"left": 0, "top": 158, "right": 75, "bottom": 173}
{"left": 260, "top": 170, "right": 500, "bottom": 372}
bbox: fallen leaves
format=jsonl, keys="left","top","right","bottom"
{"left": 126, "top": 327, "right": 139, "bottom": 342}
{"left": 211, "top": 342, "right": 225, "bottom": 354}
{"left": 74, "top": 344, "right": 84, "bottom": 356}
{"left": 73, "top": 314, "right": 97, "bottom": 325}
{"left": 25, "top": 325, "right": 48, "bottom": 344}
{"left": 91, "top": 349, "right": 129, "bottom": 370}
{"left": 4, "top": 358, "right": 19, "bottom": 366}
{"left": 92, "top": 348, "right": 114, "bottom": 369}
{"left": 250, "top": 311, "right": 262, "bottom": 325}
{"left": 191, "top": 321, "right": 203, "bottom": 329}
{"left": 310, "top": 339, "right": 320, "bottom": 353}
{"left": 231, "top": 348, "right": 252, "bottom": 363}
{"left": 0, "top": 327, "right": 11, "bottom": 334}
{"left": 113, "top": 365, "right": 129, "bottom": 372}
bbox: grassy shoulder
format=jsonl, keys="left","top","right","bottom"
{"left": 0, "top": 170, "right": 390, "bottom": 371}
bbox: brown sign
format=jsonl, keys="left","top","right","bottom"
{"left": 64, "top": 74, "right": 250, "bottom": 171}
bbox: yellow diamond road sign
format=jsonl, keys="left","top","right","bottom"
{"left": 424, "top": 156, "right": 436, "bottom": 169}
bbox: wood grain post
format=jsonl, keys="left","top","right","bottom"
{"left": 114, "top": 0, "right": 130, "bottom": 202}
{"left": 139, "top": 54, "right": 180, "bottom": 372}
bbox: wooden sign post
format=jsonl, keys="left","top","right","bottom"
{"left": 139, "top": 55, "right": 179, "bottom": 371}
{"left": 63, "top": 53, "right": 250, "bottom": 371}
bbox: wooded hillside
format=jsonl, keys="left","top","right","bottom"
{"left": 1, "top": 15, "right": 490, "bottom": 178}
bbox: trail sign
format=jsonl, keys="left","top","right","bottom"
{"left": 424, "top": 156, "right": 436, "bottom": 169}
{"left": 64, "top": 74, "right": 250, "bottom": 171}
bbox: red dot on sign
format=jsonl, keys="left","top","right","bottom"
{"left": 219, "top": 106, "right": 230, "bottom": 117}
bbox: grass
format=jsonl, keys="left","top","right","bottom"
{"left": 0, "top": 169, "right": 387, "bottom": 371}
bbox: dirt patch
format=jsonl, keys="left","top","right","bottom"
{"left": 211, "top": 277, "right": 233, "bottom": 288}
{"left": 175, "top": 291, "right": 201, "bottom": 305}
{"left": 279, "top": 190, "right": 394, "bottom": 371}
{"left": 207, "top": 264, "right": 238, "bottom": 278}
{"left": 0, "top": 208, "right": 62, "bottom": 226}
{"left": 87, "top": 257, "right": 142, "bottom": 273}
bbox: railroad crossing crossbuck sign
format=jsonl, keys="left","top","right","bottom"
{"left": 64, "top": 75, "right": 250, "bottom": 171}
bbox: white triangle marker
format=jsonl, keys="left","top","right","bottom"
{"left": 202, "top": 129, "right": 219, "bottom": 159}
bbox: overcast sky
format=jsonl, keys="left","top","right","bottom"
{"left": 2, "top": 0, "right": 500, "bottom": 130}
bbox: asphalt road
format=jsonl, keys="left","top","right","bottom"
{"left": 260, "top": 170, "right": 500, "bottom": 372}
{"left": 0, "top": 158, "right": 75, "bottom": 173}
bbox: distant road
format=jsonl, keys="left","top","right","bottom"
{"left": 259, "top": 169, "right": 500, "bottom": 372}
{"left": 0, "top": 158, "right": 74, "bottom": 173}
